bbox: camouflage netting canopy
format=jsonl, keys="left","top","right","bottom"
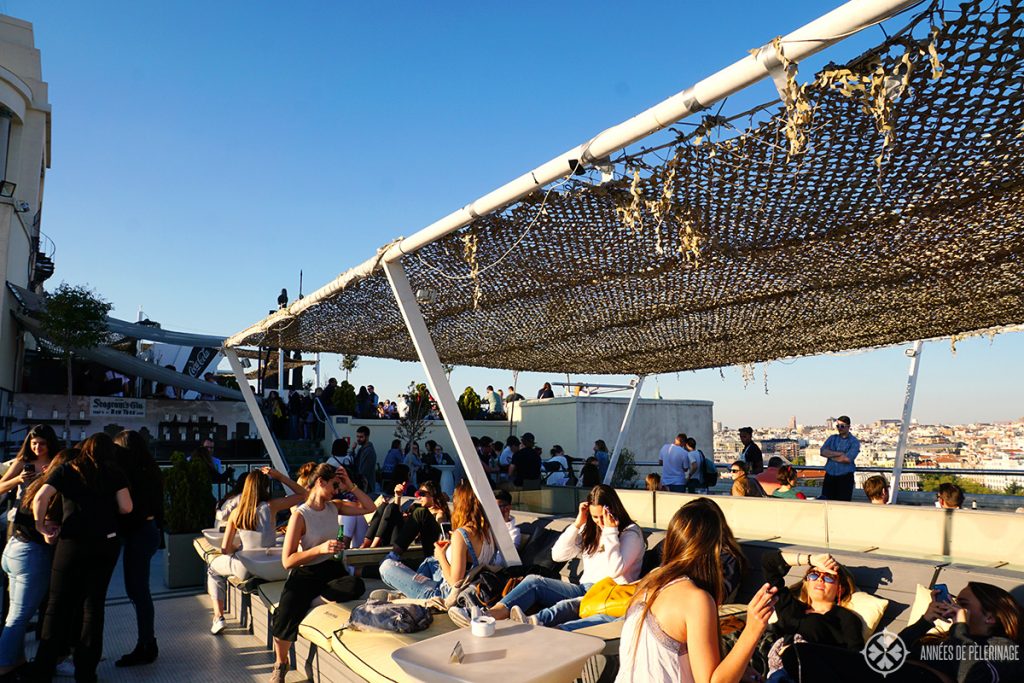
{"left": 227, "top": 0, "right": 1024, "bottom": 375}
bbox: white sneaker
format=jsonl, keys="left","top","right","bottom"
{"left": 509, "top": 605, "right": 539, "bottom": 626}
{"left": 54, "top": 659, "right": 75, "bottom": 677}
{"left": 447, "top": 605, "right": 472, "bottom": 628}
{"left": 211, "top": 616, "right": 226, "bottom": 635}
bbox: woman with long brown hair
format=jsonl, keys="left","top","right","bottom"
{"left": 207, "top": 466, "right": 306, "bottom": 636}
{"left": 270, "top": 464, "right": 373, "bottom": 683}
{"left": 616, "top": 499, "right": 777, "bottom": 683}
{"left": 379, "top": 480, "right": 493, "bottom": 600}
{"left": 458, "top": 484, "right": 645, "bottom": 629}
{"left": 781, "top": 581, "right": 1024, "bottom": 682}
{"left": 0, "top": 448, "right": 75, "bottom": 678}
{"left": 111, "top": 430, "right": 164, "bottom": 667}
{"left": 31, "top": 433, "right": 133, "bottom": 683}
{"left": 0, "top": 424, "right": 60, "bottom": 497}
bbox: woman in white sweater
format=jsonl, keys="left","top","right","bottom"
{"left": 452, "top": 485, "right": 645, "bottom": 629}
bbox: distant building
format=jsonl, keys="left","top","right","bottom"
{"left": 760, "top": 438, "right": 800, "bottom": 462}
{"left": 788, "top": 415, "right": 797, "bottom": 431}
{"left": 0, "top": 15, "right": 52, "bottom": 410}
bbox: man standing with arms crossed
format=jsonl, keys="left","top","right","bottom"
{"left": 820, "top": 415, "right": 859, "bottom": 501}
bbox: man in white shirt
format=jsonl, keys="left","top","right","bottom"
{"left": 658, "top": 433, "right": 689, "bottom": 493}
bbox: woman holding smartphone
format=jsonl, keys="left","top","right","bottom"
{"left": 0, "top": 424, "right": 60, "bottom": 497}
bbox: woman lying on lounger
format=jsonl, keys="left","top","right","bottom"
{"left": 778, "top": 581, "right": 1024, "bottom": 682}
{"left": 450, "top": 484, "right": 645, "bottom": 630}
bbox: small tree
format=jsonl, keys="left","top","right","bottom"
{"left": 395, "top": 382, "right": 434, "bottom": 448}
{"left": 612, "top": 448, "right": 639, "bottom": 488}
{"left": 38, "top": 283, "right": 112, "bottom": 438}
{"left": 332, "top": 380, "right": 357, "bottom": 415}
{"left": 457, "top": 386, "right": 481, "bottom": 420}
{"left": 340, "top": 354, "right": 359, "bottom": 381}
{"left": 1004, "top": 481, "right": 1023, "bottom": 497}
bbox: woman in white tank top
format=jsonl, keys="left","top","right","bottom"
{"left": 616, "top": 499, "right": 777, "bottom": 683}
{"left": 208, "top": 467, "right": 306, "bottom": 634}
{"left": 269, "top": 464, "right": 375, "bottom": 683}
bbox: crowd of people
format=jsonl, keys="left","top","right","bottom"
{"left": 0, "top": 424, "right": 165, "bottom": 682}
{"left": 3, "top": 410, "right": 1018, "bottom": 683}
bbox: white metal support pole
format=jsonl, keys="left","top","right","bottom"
{"left": 383, "top": 259, "right": 520, "bottom": 566}
{"left": 889, "top": 341, "right": 924, "bottom": 504}
{"left": 604, "top": 376, "right": 645, "bottom": 486}
{"left": 224, "top": 348, "right": 289, "bottom": 474}
{"left": 278, "top": 345, "right": 286, "bottom": 393}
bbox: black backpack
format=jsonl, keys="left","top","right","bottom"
{"left": 700, "top": 452, "right": 719, "bottom": 488}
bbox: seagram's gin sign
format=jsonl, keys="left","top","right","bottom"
{"left": 90, "top": 397, "right": 147, "bottom": 418}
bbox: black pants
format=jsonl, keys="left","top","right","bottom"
{"left": 122, "top": 520, "right": 161, "bottom": 646}
{"left": 365, "top": 503, "right": 403, "bottom": 547}
{"left": 821, "top": 473, "right": 855, "bottom": 502}
{"left": 271, "top": 562, "right": 363, "bottom": 642}
{"left": 34, "top": 536, "right": 121, "bottom": 683}
{"left": 365, "top": 505, "right": 441, "bottom": 556}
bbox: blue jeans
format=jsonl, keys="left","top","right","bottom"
{"left": 558, "top": 613, "right": 618, "bottom": 632}
{"left": 123, "top": 520, "right": 161, "bottom": 645}
{"left": 666, "top": 484, "right": 687, "bottom": 493}
{"left": 499, "top": 576, "right": 590, "bottom": 626}
{"left": 0, "top": 537, "right": 53, "bottom": 667}
{"left": 379, "top": 557, "right": 449, "bottom": 600}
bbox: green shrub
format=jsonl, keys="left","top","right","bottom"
{"left": 458, "top": 387, "right": 482, "bottom": 420}
{"left": 163, "top": 451, "right": 215, "bottom": 534}
{"left": 332, "top": 380, "right": 357, "bottom": 415}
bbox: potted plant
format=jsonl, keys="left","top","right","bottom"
{"left": 163, "top": 450, "right": 215, "bottom": 588}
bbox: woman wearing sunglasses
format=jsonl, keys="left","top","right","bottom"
{"left": 777, "top": 582, "right": 1024, "bottom": 682}
{"left": 759, "top": 549, "right": 861, "bottom": 680}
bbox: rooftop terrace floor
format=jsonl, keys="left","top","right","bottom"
{"left": 23, "top": 549, "right": 299, "bottom": 682}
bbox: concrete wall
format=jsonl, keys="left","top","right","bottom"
{"left": 0, "top": 15, "right": 51, "bottom": 392}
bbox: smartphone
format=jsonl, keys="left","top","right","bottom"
{"left": 23, "top": 463, "right": 35, "bottom": 475}
{"left": 932, "top": 583, "right": 951, "bottom": 603}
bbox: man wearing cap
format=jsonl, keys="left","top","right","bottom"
{"left": 819, "top": 415, "right": 860, "bottom": 501}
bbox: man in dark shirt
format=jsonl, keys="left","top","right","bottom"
{"left": 739, "top": 427, "right": 764, "bottom": 475}
{"left": 509, "top": 432, "right": 542, "bottom": 489}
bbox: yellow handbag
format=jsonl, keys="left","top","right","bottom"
{"left": 578, "top": 577, "right": 638, "bottom": 619}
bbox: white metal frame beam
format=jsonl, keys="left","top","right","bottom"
{"left": 889, "top": 341, "right": 923, "bottom": 504}
{"left": 224, "top": 347, "right": 289, "bottom": 474}
{"left": 604, "top": 376, "right": 645, "bottom": 486}
{"left": 383, "top": 258, "right": 520, "bottom": 566}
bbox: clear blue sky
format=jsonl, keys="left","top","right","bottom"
{"left": 7, "top": 1, "right": 1022, "bottom": 428}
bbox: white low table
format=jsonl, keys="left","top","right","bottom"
{"left": 392, "top": 621, "right": 603, "bottom": 683}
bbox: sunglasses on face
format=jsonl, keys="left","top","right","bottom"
{"left": 836, "top": 423, "right": 849, "bottom": 429}
{"left": 730, "top": 469, "right": 742, "bottom": 473}
{"left": 805, "top": 572, "right": 837, "bottom": 584}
